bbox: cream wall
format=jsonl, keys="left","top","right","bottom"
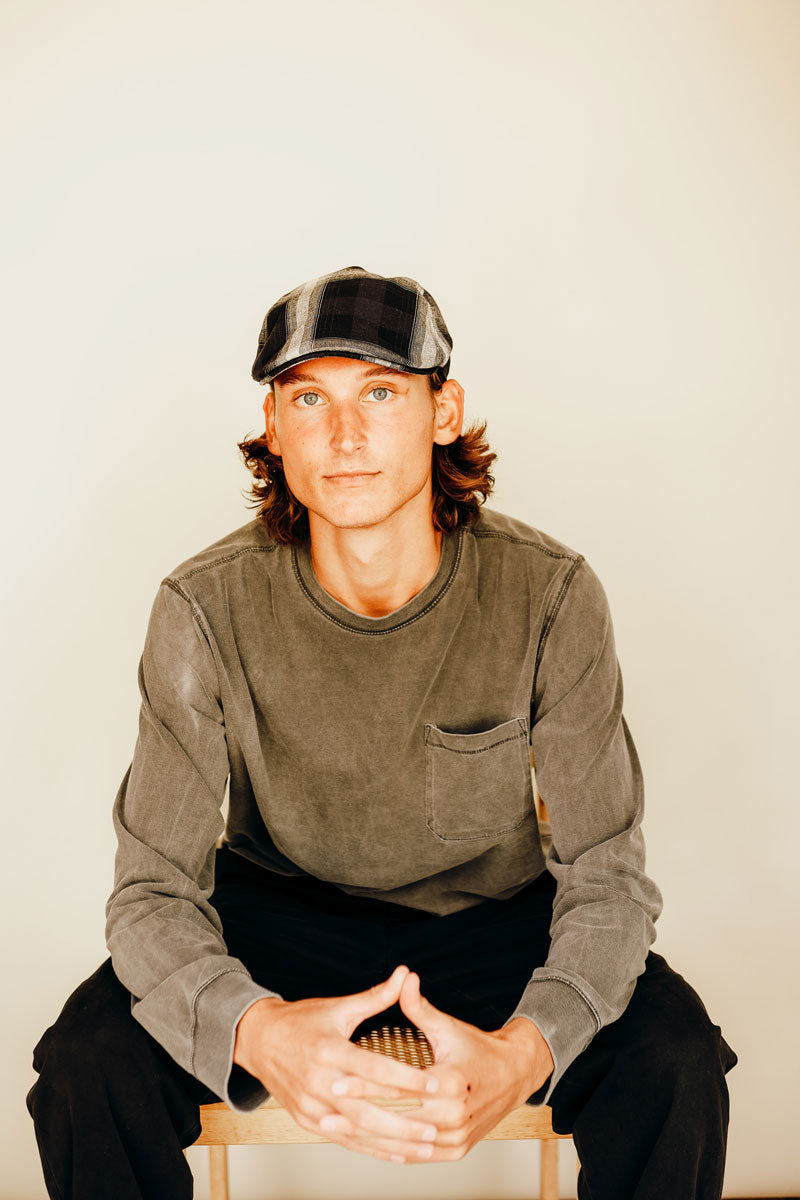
{"left": 2, "top": 2, "right": 798, "bottom": 1196}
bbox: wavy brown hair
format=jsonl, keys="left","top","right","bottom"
{"left": 237, "top": 368, "right": 496, "bottom": 544}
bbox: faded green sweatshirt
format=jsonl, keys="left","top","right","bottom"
{"left": 105, "top": 506, "right": 663, "bottom": 1112}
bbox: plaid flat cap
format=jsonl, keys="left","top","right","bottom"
{"left": 251, "top": 265, "right": 453, "bottom": 385}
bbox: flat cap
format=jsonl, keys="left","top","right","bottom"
{"left": 251, "top": 265, "right": 453, "bottom": 384}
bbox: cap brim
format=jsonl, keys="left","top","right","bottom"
{"left": 260, "top": 348, "right": 442, "bottom": 385}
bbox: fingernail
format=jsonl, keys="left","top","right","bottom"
{"left": 417, "top": 1144, "right": 433, "bottom": 1158}
{"left": 423, "top": 1125, "right": 437, "bottom": 1141}
{"left": 320, "top": 1115, "right": 338, "bottom": 1132}
{"left": 332, "top": 1079, "right": 347, "bottom": 1095}
{"left": 426, "top": 1077, "right": 439, "bottom": 1093}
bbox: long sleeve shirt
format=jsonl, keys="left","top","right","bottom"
{"left": 105, "top": 505, "right": 663, "bottom": 1112}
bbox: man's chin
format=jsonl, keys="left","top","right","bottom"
{"left": 308, "top": 502, "right": 396, "bottom": 534}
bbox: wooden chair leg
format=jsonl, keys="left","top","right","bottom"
{"left": 208, "top": 1144, "right": 230, "bottom": 1200}
{"left": 540, "top": 1138, "right": 559, "bottom": 1200}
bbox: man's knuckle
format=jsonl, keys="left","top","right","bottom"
{"left": 310, "top": 1065, "right": 332, "bottom": 1094}
{"left": 316, "top": 1041, "right": 333, "bottom": 1066}
{"left": 292, "top": 1108, "right": 315, "bottom": 1133}
{"left": 436, "top": 1098, "right": 459, "bottom": 1123}
{"left": 444, "top": 1132, "right": 467, "bottom": 1156}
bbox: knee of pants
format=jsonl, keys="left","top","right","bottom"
{"left": 31, "top": 959, "right": 144, "bottom": 1094}
{"left": 610, "top": 955, "right": 738, "bottom": 1094}
{"left": 615, "top": 1000, "right": 737, "bottom": 1108}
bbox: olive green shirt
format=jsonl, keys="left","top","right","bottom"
{"left": 105, "top": 506, "right": 662, "bottom": 1111}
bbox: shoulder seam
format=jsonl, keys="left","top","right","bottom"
{"left": 468, "top": 527, "right": 581, "bottom": 562}
{"left": 160, "top": 581, "right": 223, "bottom": 707}
{"left": 162, "top": 577, "right": 210, "bottom": 636}
{"left": 170, "top": 544, "right": 279, "bottom": 583}
{"left": 531, "top": 557, "right": 586, "bottom": 711}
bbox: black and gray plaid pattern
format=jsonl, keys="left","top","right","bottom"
{"left": 250, "top": 265, "right": 453, "bottom": 384}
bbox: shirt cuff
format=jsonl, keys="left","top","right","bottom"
{"left": 502, "top": 975, "right": 599, "bottom": 1106}
{"left": 191, "top": 969, "right": 285, "bottom": 1112}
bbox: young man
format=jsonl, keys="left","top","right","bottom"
{"left": 28, "top": 265, "right": 737, "bottom": 1199}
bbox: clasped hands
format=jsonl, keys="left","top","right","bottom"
{"left": 233, "top": 964, "right": 554, "bottom": 1165}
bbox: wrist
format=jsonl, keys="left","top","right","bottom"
{"left": 496, "top": 1016, "right": 554, "bottom": 1102}
{"left": 233, "top": 995, "right": 286, "bottom": 1075}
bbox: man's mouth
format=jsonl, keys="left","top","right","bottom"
{"left": 324, "top": 471, "right": 380, "bottom": 484}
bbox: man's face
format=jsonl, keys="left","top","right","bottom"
{"left": 263, "top": 356, "right": 463, "bottom": 536}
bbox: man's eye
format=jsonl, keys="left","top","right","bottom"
{"left": 296, "top": 392, "right": 322, "bottom": 406}
{"left": 366, "top": 386, "right": 392, "bottom": 402}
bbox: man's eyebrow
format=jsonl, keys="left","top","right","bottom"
{"left": 274, "top": 364, "right": 410, "bottom": 388}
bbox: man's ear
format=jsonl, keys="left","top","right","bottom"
{"left": 432, "top": 379, "right": 465, "bottom": 447}
{"left": 262, "top": 390, "right": 282, "bottom": 455}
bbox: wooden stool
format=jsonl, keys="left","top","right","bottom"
{"left": 193, "top": 1023, "right": 573, "bottom": 1199}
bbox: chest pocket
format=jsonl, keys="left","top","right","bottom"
{"left": 424, "top": 717, "right": 534, "bottom": 841}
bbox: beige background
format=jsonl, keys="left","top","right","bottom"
{"left": 2, "top": 1, "right": 798, "bottom": 1196}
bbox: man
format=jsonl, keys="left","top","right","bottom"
{"left": 28, "top": 265, "right": 737, "bottom": 1198}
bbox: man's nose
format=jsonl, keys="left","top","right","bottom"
{"left": 329, "top": 403, "right": 367, "bottom": 454}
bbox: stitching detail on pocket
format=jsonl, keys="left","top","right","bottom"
{"left": 425, "top": 719, "right": 534, "bottom": 842}
{"left": 427, "top": 732, "right": 524, "bottom": 756}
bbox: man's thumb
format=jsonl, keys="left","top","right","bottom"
{"left": 342, "top": 965, "right": 410, "bottom": 1026}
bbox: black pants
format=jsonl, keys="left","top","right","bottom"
{"left": 28, "top": 846, "right": 737, "bottom": 1199}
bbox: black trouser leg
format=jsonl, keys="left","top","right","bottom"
{"left": 28, "top": 847, "right": 738, "bottom": 1200}
{"left": 380, "top": 872, "right": 738, "bottom": 1200}
{"left": 547, "top": 952, "right": 738, "bottom": 1200}
{"left": 26, "top": 958, "right": 216, "bottom": 1200}
{"left": 25, "top": 847, "right": 399, "bottom": 1200}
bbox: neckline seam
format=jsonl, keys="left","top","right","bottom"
{"left": 291, "top": 531, "right": 464, "bottom": 636}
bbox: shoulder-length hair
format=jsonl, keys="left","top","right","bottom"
{"left": 237, "top": 367, "right": 497, "bottom": 544}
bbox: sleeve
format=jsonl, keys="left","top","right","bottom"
{"left": 503, "top": 558, "right": 664, "bottom": 1105}
{"left": 104, "top": 580, "right": 282, "bottom": 1113}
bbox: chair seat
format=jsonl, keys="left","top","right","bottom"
{"left": 194, "top": 1092, "right": 565, "bottom": 1145}
{"left": 194, "top": 1023, "right": 571, "bottom": 1199}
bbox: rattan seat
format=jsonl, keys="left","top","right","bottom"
{"left": 193, "top": 1022, "right": 572, "bottom": 1199}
